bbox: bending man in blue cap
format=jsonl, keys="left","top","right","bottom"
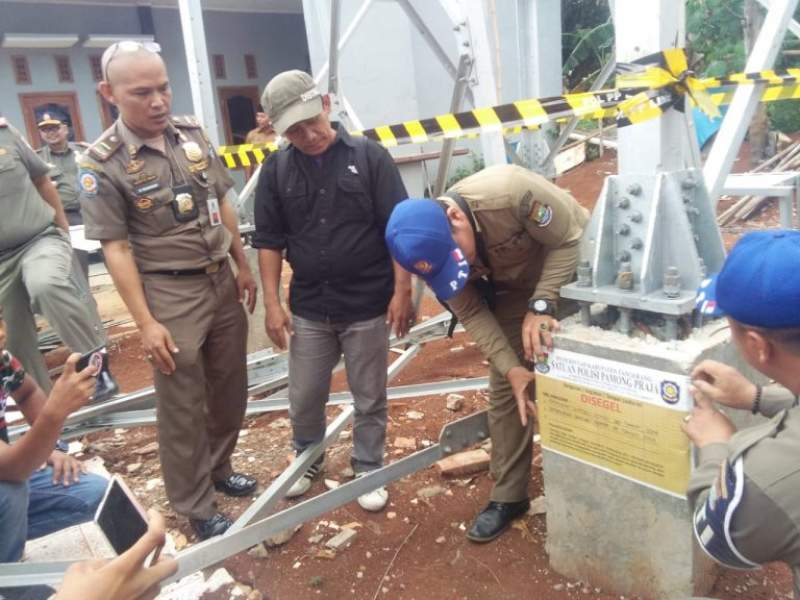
{"left": 386, "top": 164, "right": 589, "bottom": 542}
{"left": 683, "top": 230, "right": 800, "bottom": 594}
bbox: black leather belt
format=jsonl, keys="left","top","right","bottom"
{"left": 143, "top": 261, "right": 224, "bottom": 277}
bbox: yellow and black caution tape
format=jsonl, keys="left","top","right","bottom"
{"left": 217, "top": 141, "right": 279, "bottom": 169}
{"left": 218, "top": 47, "right": 800, "bottom": 169}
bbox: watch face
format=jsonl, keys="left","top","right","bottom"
{"left": 534, "top": 299, "right": 548, "bottom": 312}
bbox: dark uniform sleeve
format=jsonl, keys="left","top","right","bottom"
{"left": 687, "top": 423, "right": 800, "bottom": 582}
{"left": 12, "top": 128, "right": 50, "bottom": 179}
{"left": 760, "top": 384, "right": 798, "bottom": 417}
{"left": 252, "top": 152, "right": 287, "bottom": 250}
{"left": 729, "top": 477, "right": 800, "bottom": 567}
{"left": 447, "top": 284, "right": 521, "bottom": 377}
{"left": 78, "top": 162, "right": 129, "bottom": 241}
{"left": 366, "top": 141, "right": 408, "bottom": 230}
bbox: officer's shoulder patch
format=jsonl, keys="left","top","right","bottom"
{"left": 78, "top": 170, "right": 100, "bottom": 197}
{"left": 172, "top": 115, "right": 201, "bottom": 129}
{"left": 692, "top": 457, "right": 760, "bottom": 571}
{"left": 519, "top": 190, "right": 553, "bottom": 227}
{"left": 87, "top": 131, "right": 123, "bottom": 163}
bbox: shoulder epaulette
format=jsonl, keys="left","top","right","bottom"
{"left": 171, "top": 115, "right": 202, "bottom": 129}
{"left": 87, "top": 127, "right": 123, "bottom": 163}
{"left": 73, "top": 141, "right": 90, "bottom": 150}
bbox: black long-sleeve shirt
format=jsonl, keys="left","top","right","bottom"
{"left": 253, "top": 125, "right": 408, "bottom": 323}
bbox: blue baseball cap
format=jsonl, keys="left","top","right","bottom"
{"left": 385, "top": 199, "right": 470, "bottom": 300}
{"left": 695, "top": 230, "right": 800, "bottom": 328}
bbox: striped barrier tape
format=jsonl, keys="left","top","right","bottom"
{"left": 218, "top": 47, "right": 800, "bottom": 169}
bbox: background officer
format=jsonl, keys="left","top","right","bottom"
{"left": 682, "top": 230, "right": 800, "bottom": 594}
{"left": 386, "top": 164, "right": 589, "bottom": 542}
{"left": 80, "top": 41, "right": 258, "bottom": 540}
{"left": 37, "top": 113, "right": 92, "bottom": 279}
{"left": 0, "top": 116, "right": 107, "bottom": 393}
{"left": 244, "top": 111, "right": 276, "bottom": 181}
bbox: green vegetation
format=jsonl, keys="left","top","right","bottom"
{"left": 561, "top": 0, "right": 800, "bottom": 132}
{"left": 445, "top": 155, "right": 485, "bottom": 189}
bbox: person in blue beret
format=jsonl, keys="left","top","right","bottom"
{"left": 683, "top": 230, "right": 800, "bottom": 595}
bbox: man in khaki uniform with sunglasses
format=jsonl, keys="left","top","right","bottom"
{"left": 79, "top": 41, "right": 258, "bottom": 540}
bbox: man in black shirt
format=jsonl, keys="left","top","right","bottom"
{"left": 254, "top": 70, "right": 412, "bottom": 511}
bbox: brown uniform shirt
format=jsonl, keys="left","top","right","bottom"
{"left": 79, "top": 116, "right": 234, "bottom": 273}
{"left": 244, "top": 128, "right": 276, "bottom": 145}
{"left": 688, "top": 385, "right": 800, "bottom": 598}
{"left": 446, "top": 164, "right": 589, "bottom": 376}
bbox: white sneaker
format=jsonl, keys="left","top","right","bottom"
{"left": 285, "top": 460, "right": 323, "bottom": 498}
{"left": 356, "top": 472, "right": 388, "bottom": 512}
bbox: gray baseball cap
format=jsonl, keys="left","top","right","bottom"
{"left": 261, "top": 70, "right": 323, "bottom": 135}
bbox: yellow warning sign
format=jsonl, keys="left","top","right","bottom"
{"left": 536, "top": 348, "right": 691, "bottom": 497}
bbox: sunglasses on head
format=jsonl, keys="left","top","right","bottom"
{"left": 102, "top": 40, "right": 162, "bottom": 80}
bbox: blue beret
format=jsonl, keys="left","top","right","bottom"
{"left": 696, "top": 230, "right": 800, "bottom": 328}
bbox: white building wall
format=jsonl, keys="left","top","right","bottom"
{"left": 0, "top": 1, "right": 309, "bottom": 146}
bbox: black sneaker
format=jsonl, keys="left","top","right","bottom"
{"left": 190, "top": 512, "right": 232, "bottom": 540}
{"left": 214, "top": 473, "right": 258, "bottom": 497}
{"left": 466, "top": 499, "right": 530, "bottom": 543}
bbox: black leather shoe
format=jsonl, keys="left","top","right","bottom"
{"left": 214, "top": 473, "right": 258, "bottom": 497}
{"left": 190, "top": 512, "right": 232, "bottom": 540}
{"left": 466, "top": 499, "right": 530, "bottom": 543}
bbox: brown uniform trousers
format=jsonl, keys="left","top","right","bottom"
{"left": 487, "top": 290, "right": 533, "bottom": 502}
{"left": 144, "top": 262, "right": 247, "bottom": 519}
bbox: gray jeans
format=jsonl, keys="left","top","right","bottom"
{"left": 289, "top": 314, "right": 388, "bottom": 473}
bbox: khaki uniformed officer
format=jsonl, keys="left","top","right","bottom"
{"left": 36, "top": 113, "right": 91, "bottom": 279}
{"left": 682, "top": 230, "right": 800, "bottom": 596}
{"left": 386, "top": 164, "right": 589, "bottom": 542}
{"left": 0, "top": 117, "right": 107, "bottom": 393}
{"left": 79, "top": 41, "right": 258, "bottom": 539}
{"left": 36, "top": 114, "right": 88, "bottom": 226}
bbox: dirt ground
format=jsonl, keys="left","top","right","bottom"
{"left": 39, "top": 143, "right": 798, "bottom": 600}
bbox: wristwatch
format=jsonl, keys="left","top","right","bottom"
{"left": 528, "top": 298, "right": 556, "bottom": 317}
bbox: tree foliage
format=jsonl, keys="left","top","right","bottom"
{"left": 686, "top": 0, "right": 746, "bottom": 77}
{"left": 561, "top": 0, "right": 800, "bottom": 131}
{"left": 561, "top": 0, "right": 613, "bottom": 91}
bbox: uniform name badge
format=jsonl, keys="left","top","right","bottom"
{"left": 170, "top": 183, "right": 198, "bottom": 222}
{"left": 207, "top": 195, "right": 222, "bottom": 226}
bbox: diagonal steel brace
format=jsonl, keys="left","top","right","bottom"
{"left": 0, "top": 411, "right": 489, "bottom": 587}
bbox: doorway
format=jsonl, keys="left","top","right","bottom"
{"left": 217, "top": 86, "right": 260, "bottom": 145}
{"left": 19, "top": 92, "right": 86, "bottom": 148}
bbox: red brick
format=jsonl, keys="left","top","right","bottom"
{"left": 436, "top": 448, "right": 490, "bottom": 477}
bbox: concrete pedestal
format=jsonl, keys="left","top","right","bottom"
{"left": 542, "top": 316, "right": 763, "bottom": 599}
